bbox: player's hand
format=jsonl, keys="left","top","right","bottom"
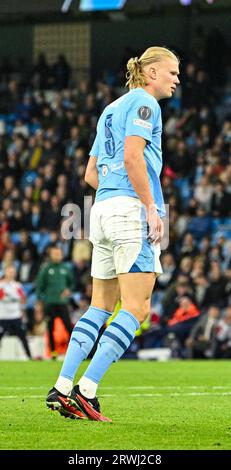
{"left": 185, "top": 337, "right": 193, "bottom": 347}
{"left": 61, "top": 288, "right": 71, "bottom": 298}
{"left": 197, "top": 335, "right": 206, "bottom": 342}
{"left": 146, "top": 204, "right": 164, "bottom": 244}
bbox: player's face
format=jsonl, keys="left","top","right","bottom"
{"left": 153, "top": 58, "right": 180, "bottom": 100}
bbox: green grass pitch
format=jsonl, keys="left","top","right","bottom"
{"left": 0, "top": 360, "right": 231, "bottom": 450}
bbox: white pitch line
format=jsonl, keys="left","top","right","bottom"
{"left": 101, "top": 385, "right": 231, "bottom": 390}
{"left": 1, "top": 392, "right": 231, "bottom": 399}
{"left": 2, "top": 385, "right": 231, "bottom": 390}
{"left": 0, "top": 395, "right": 45, "bottom": 399}
{"left": 0, "top": 387, "right": 47, "bottom": 390}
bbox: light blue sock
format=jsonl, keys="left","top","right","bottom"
{"left": 60, "top": 306, "right": 111, "bottom": 381}
{"left": 84, "top": 309, "right": 139, "bottom": 384}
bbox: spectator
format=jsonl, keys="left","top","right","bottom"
{"left": 36, "top": 246, "right": 75, "bottom": 358}
{"left": 52, "top": 55, "right": 71, "bottom": 90}
{"left": 70, "top": 294, "right": 90, "bottom": 325}
{"left": 186, "top": 305, "right": 220, "bottom": 358}
{"left": 211, "top": 180, "right": 231, "bottom": 217}
{"left": 157, "top": 252, "right": 176, "bottom": 289}
{"left": 161, "top": 276, "right": 193, "bottom": 324}
{"left": 193, "top": 274, "right": 208, "bottom": 308}
{"left": 29, "top": 300, "right": 47, "bottom": 337}
{"left": 18, "top": 250, "right": 39, "bottom": 284}
{"left": 0, "top": 265, "right": 31, "bottom": 359}
{"left": 212, "top": 306, "right": 231, "bottom": 358}
{"left": 165, "top": 295, "right": 201, "bottom": 357}
{"left": 203, "top": 262, "right": 228, "bottom": 308}
{"left": 187, "top": 206, "right": 211, "bottom": 241}
{"left": 0, "top": 249, "right": 19, "bottom": 276}
{"left": 179, "top": 233, "right": 198, "bottom": 260}
{"left": 194, "top": 175, "right": 213, "bottom": 211}
{"left": 16, "top": 229, "right": 38, "bottom": 261}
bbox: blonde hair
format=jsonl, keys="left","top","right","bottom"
{"left": 126, "top": 46, "right": 179, "bottom": 90}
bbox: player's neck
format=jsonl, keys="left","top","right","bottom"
{"left": 143, "top": 85, "right": 160, "bottom": 101}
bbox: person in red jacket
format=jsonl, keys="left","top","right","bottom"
{"left": 0, "top": 265, "right": 31, "bottom": 358}
{"left": 168, "top": 296, "right": 200, "bottom": 326}
{"left": 165, "top": 296, "right": 201, "bottom": 356}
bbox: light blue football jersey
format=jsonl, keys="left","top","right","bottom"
{"left": 90, "top": 87, "right": 166, "bottom": 217}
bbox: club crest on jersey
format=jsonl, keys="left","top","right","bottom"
{"left": 138, "top": 106, "right": 151, "bottom": 120}
{"left": 102, "top": 165, "right": 108, "bottom": 176}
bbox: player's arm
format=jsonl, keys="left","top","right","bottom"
{"left": 36, "top": 266, "right": 47, "bottom": 299}
{"left": 124, "top": 135, "right": 163, "bottom": 243}
{"left": 124, "top": 136, "right": 154, "bottom": 208}
{"left": 17, "top": 285, "right": 26, "bottom": 305}
{"left": 85, "top": 156, "right": 98, "bottom": 190}
{"left": 67, "top": 267, "right": 76, "bottom": 292}
{"left": 61, "top": 269, "right": 74, "bottom": 299}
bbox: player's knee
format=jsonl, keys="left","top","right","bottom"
{"left": 121, "top": 301, "right": 148, "bottom": 324}
{"left": 91, "top": 300, "right": 117, "bottom": 313}
{"left": 137, "top": 307, "right": 149, "bottom": 324}
{"left": 103, "top": 302, "right": 117, "bottom": 312}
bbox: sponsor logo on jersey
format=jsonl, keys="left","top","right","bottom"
{"left": 133, "top": 119, "right": 152, "bottom": 130}
{"left": 111, "top": 162, "right": 124, "bottom": 172}
{"left": 102, "top": 165, "right": 108, "bottom": 176}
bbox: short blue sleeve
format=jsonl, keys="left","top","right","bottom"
{"left": 125, "top": 98, "right": 158, "bottom": 143}
{"left": 89, "top": 135, "right": 99, "bottom": 157}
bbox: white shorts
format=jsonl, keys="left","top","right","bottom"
{"left": 89, "top": 196, "right": 162, "bottom": 279}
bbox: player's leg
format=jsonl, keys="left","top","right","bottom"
{"left": 91, "top": 277, "right": 120, "bottom": 312}
{"left": 46, "top": 305, "right": 57, "bottom": 358}
{"left": 58, "top": 304, "right": 73, "bottom": 336}
{"left": 50, "top": 199, "right": 119, "bottom": 391}
{"left": 119, "top": 271, "right": 156, "bottom": 322}
{"left": 0, "top": 320, "right": 7, "bottom": 342}
{"left": 68, "top": 197, "right": 160, "bottom": 420}
{"left": 12, "top": 319, "right": 32, "bottom": 359}
{"left": 56, "top": 276, "right": 119, "bottom": 389}
{"left": 80, "top": 272, "right": 155, "bottom": 384}
{"left": 68, "top": 272, "right": 155, "bottom": 421}
{"left": 46, "top": 201, "right": 119, "bottom": 417}
{"left": 0, "top": 320, "right": 8, "bottom": 352}
{"left": 46, "top": 277, "right": 119, "bottom": 418}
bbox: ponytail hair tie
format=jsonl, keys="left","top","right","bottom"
{"left": 134, "top": 57, "right": 141, "bottom": 66}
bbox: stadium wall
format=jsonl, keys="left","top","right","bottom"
{"left": 0, "top": 9, "right": 230, "bottom": 74}
{"left": 91, "top": 10, "right": 231, "bottom": 72}
{"left": 91, "top": 16, "right": 189, "bottom": 73}
{"left": 0, "top": 24, "right": 33, "bottom": 63}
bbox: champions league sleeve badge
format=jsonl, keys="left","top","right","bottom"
{"left": 138, "top": 106, "right": 152, "bottom": 120}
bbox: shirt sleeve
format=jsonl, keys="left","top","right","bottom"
{"left": 67, "top": 267, "right": 76, "bottom": 292}
{"left": 89, "top": 134, "right": 99, "bottom": 157}
{"left": 36, "top": 266, "right": 47, "bottom": 298}
{"left": 125, "top": 97, "right": 159, "bottom": 143}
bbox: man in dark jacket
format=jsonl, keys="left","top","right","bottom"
{"left": 186, "top": 305, "right": 219, "bottom": 358}
{"left": 36, "top": 245, "right": 75, "bottom": 358}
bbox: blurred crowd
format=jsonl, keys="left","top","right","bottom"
{"left": 0, "top": 26, "right": 231, "bottom": 358}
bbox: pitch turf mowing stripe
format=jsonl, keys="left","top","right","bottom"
{"left": 2, "top": 392, "right": 231, "bottom": 398}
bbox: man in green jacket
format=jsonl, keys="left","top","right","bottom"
{"left": 36, "top": 246, "right": 75, "bottom": 358}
